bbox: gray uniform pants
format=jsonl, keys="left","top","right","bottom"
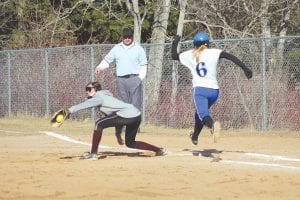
{"left": 115, "top": 76, "right": 143, "bottom": 135}
{"left": 116, "top": 76, "right": 142, "bottom": 111}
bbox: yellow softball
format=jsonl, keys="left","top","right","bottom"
{"left": 56, "top": 114, "right": 64, "bottom": 123}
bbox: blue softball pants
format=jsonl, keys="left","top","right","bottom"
{"left": 192, "top": 87, "right": 219, "bottom": 123}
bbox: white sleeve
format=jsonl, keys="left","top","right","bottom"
{"left": 96, "top": 59, "right": 110, "bottom": 70}
{"left": 138, "top": 65, "right": 147, "bottom": 80}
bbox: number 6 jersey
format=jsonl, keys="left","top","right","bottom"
{"left": 179, "top": 48, "right": 222, "bottom": 89}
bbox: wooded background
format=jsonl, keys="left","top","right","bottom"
{"left": 0, "top": 0, "right": 299, "bottom": 50}
{"left": 0, "top": 1, "right": 299, "bottom": 131}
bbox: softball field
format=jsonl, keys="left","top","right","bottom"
{"left": 0, "top": 117, "right": 300, "bottom": 200}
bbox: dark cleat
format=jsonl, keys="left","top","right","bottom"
{"left": 189, "top": 131, "right": 198, "bottom": 145}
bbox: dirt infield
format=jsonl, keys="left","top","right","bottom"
{"left": 0, "top": 117, "right": 300, "bottom": 200}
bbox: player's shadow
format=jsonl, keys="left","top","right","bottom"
{"left": 183, "top": 148, "right": 223, "bottom": 158}
{"left": 101, "top": 151, "right": 152, "bottom": 158}
{"left": 59, "top": 151, "right": 151, "bottom": 160}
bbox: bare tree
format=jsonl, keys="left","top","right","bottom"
{"left": 145, "top": 0, "right": 171, "bottom": 121}
{"left": 170, "top": 0, "right": 187, "bottom": 124}
{"left": 260, "top": 0, "right": 272, "bottom": 37}
{"left": 124, "top": 0, "right": 148, "bottom": 43}
{"left": 183, "top": 0, "right": 299, "bottom": 38}
{"left": 176, "top": 0, "right": 187, "bottom": 35}
{"left": 276, "top": 0, "right": 299, "bottom": 59}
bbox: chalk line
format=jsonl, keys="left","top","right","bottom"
{"left": 41, "top": 131, "right": 93, "bottom": 147}
{"left": 40, "top": 131, "right": 140, "bottom": 151}
{"left": 245, "top": 152, "right": 300, "bottom": 162}
{"left": 222, "top": 160, "right": 300, "bottom": 170}
{"left": 0, "top": 129, "right": 31, "bottom": 134}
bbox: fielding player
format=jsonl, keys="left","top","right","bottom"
{"left": 64, "top": 81, "right": 166, "bottom": 160}
{"left": 171, "top": 32, "right": 253, "bottom": 145}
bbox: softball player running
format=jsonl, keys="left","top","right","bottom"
{"left": 171, "top": 32, "right": 253, "bottom": 145}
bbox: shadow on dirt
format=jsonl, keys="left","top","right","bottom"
{"left": 192, "top": 149, "right": 223, "bottom": 157}
{"left": 99, "top": 151, "right": 152, "bottom": 157}
{"left": 182, "top": 148, "right": 222, "bottom": 158}
{"left": 59, "top": 151, "right": 152, "bottom": 160}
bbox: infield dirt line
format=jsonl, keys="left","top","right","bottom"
{"left": 244, "top": 152, "right": 300, "bottom": 162}
{"left": 0, "top": 129, "right": 32, "bottom": 134}
{"left": 41, "top": 131, "right": 300, "bottom": 171}
{"left": 222, "top": 160, "right": 300, "bottom": 170}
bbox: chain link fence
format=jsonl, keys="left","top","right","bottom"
{"left": 0, "top": 36, "right": 299, "bottom": 131}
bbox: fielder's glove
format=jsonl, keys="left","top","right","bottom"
{"left": 50, "top": 109, "right": 70, "bottom": 127}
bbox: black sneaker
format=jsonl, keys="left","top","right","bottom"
{"left": 189, "top": 131, "right": 198, "bottom": 145}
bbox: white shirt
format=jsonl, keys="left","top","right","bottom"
{"left": 179, "top": 48, "right": 222, "bottom": 89}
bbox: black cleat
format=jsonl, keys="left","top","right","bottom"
{"left": 189, "top": 131, "right": 198, "bottom": 145}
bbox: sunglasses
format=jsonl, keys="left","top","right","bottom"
{"left": 123, "top": 36, "right": 132, "bottom": 39}
{"left": 85, "top": 86, "right": 94, "bottom": 92}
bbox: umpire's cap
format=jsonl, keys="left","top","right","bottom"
{"left": 193, "top": 32, "right": 209, "bottom": 47}
{"left": 123, "top": 28, "right": 133, "bottom": 38}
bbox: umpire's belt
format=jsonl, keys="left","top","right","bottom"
{"left": 117, "top": 74, "right": 138, "bottom": 78}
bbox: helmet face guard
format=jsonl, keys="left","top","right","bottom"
{"left": 193, "top": 32, "right": 209, "bottom": 47}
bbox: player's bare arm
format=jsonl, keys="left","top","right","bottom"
{"left": 94, "top": 59, "right": 110, "bottom": 76}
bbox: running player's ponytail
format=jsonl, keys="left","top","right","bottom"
{"left": 192, "top": 32, "right": 209, "bottom": 63}
{"left": 192, "top": 45, "right": 207, "bottom": 63}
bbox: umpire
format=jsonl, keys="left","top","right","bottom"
{"left": 95, "top": 28, "right": 147, "bottom": 143}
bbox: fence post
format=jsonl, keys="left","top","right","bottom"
{"left": 261, "top": 37, "right": 267, "bottom": 131}
{"left": 90, "top": 46, "right": 95, "bottom": 120}
{"left": 7, "top": 52, "right": 12, "bottom": 117}
{"left": 44, "top": 49, "right": 50, "bottom": 116}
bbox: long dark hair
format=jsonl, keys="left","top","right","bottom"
{"left": 86, "top": 81, "right": 102, "bottom": 91}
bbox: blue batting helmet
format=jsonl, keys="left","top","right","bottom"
{"left": 193, "top": 32, "right": 209, "bottom": 46}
